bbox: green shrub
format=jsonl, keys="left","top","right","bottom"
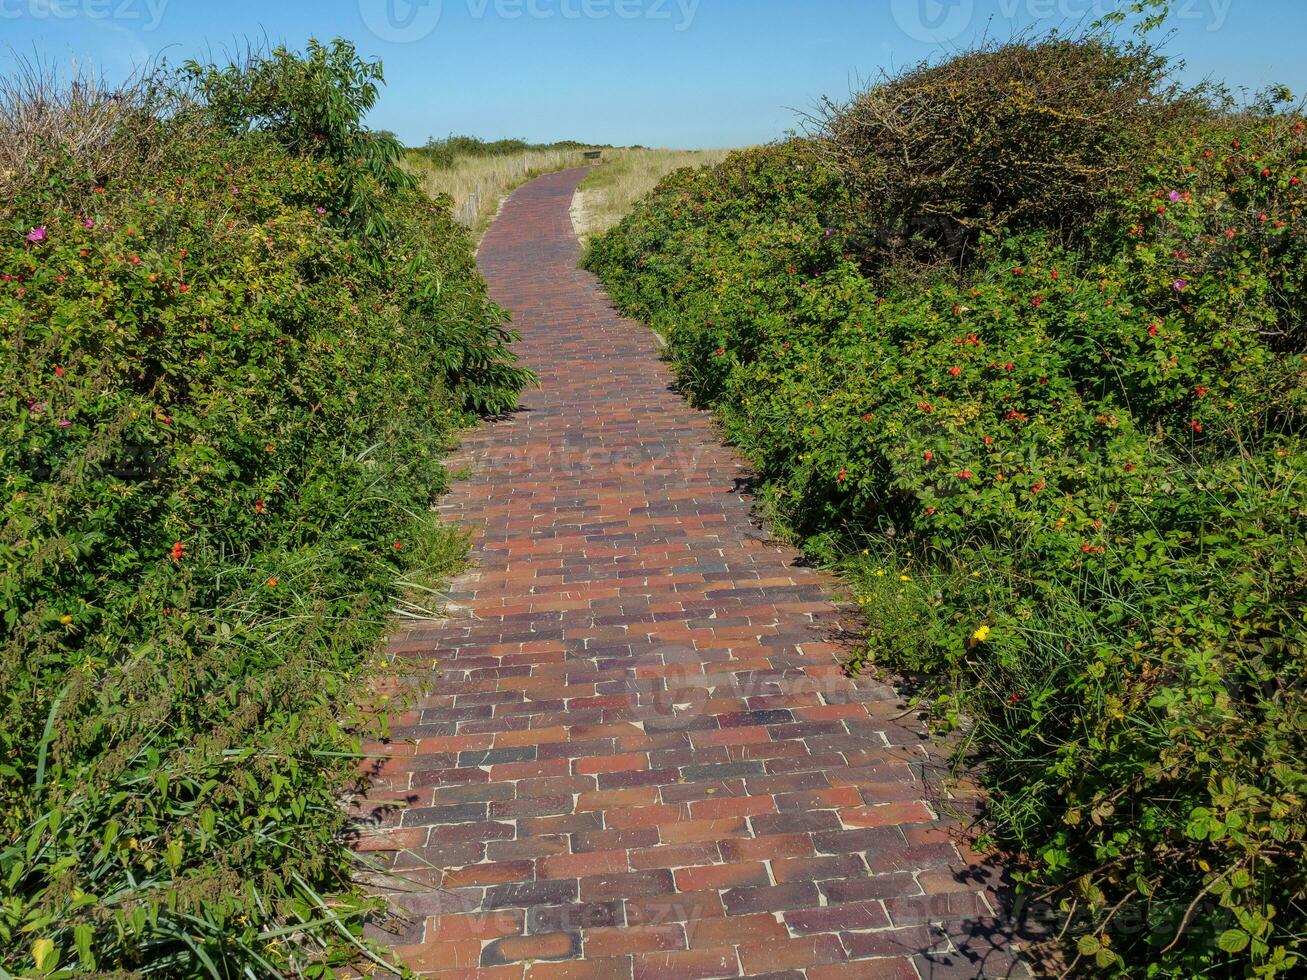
{"left": 186, "top": 39, "right": 416, "bottom": 238}
{"left": 1, "top": 45, "right": 529, "bottom": 977}
{"left": 585, "top": 48, "right": 1306, "bottom": 976}
{"left": 410, "top": 134, "right": 605, "bottom": 170}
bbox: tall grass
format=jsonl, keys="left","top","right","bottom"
{"left": 572, "top": 147, "right": 735, "bottom": 241}
{"left": 0, "top": 57, "right": 183, "bottom": 206}
{"left": 406, "top": 143, "right": 737, "bottom": 243}
{"left": 406, "top": 147, "right": 591, "bottom": 238}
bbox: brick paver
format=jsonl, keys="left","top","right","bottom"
{"left": 355, "top": 169, "right": 1031, "bottom": 979}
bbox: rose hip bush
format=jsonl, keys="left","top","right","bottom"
{"left": 1, "top": 43, "right": 530, "bottom": 977}
{"left": 585, "top": 37, "right": 1305, "bottom": 978}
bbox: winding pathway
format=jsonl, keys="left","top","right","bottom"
{"left": 355, "top": 168, "right": 1031, "bottom": 979}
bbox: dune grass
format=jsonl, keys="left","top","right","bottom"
{"left": 571, "top": 147, "right": 735, "bottom": 241}
{"left": 406, "top": 143, "right": 736, "bottom": 243}
{"left": 406, "top": 146, "right": 591, "bottom": 239}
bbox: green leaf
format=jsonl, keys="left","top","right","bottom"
{"left": 1217, "top": 928, "right": 1250, "bottom": 953}
{"left": 73, "top": 925, "right": 96, "bottom": 971}
{"left": 32, "top": 937, "right": 56, "bottom": 974}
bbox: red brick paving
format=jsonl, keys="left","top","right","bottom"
{"left": 355, "top": 169, "right": 1031, "bottom": 979}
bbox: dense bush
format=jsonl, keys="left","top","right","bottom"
{"left": 1, "top": 42, "right": 530, "bottom": 977}
{"left": 411, "top": 133, "right": 604, "bottom": 169}
{"left": 586, "top": 28, "right": 1306, "bottom": 978}
{"left": 185, "top": 39, "right": 416, "bottom": 240}
{"left": 815, "top": 33, "right": 1189, "bottom": 269}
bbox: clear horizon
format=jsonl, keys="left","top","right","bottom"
{"left": 3, "top": 0, "right": 1305, "bottom": 149}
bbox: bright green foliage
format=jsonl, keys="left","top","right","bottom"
{"left": 1, "top": 44, "right": 530, "bottom": 977}
{"left": 586, "top": 64, "right": 1306, "bottom": 977}
{"left": 185, "top": 39, "right": 416, "bottom": 238}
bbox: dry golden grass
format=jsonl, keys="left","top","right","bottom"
{"left": 570, "top": 147, "right": 735, "bottom": 242}
{"left": 0, "top": 58, "right": 183, "bottom": 209}
{"left": 406, "top": 145, "right": 737, "bottom": 244}
{"left": 405, "top": 148, "right": 590, "bottom": 240}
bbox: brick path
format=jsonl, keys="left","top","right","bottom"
{"left": 356, "top": 169, "right": 1030, "bottom": 979}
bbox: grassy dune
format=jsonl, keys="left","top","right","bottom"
{"left": 405, "top": 146, "right": 592, "bottom": 239}
{"left": 572, "top": 147, "right": 734, "bottom": 240}
{"left": 406, "top": 141, "right": 735, "bottom": 243}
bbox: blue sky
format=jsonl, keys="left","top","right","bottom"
{"left": 4, "top": 0, "right": 1305, "bottom": 148}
